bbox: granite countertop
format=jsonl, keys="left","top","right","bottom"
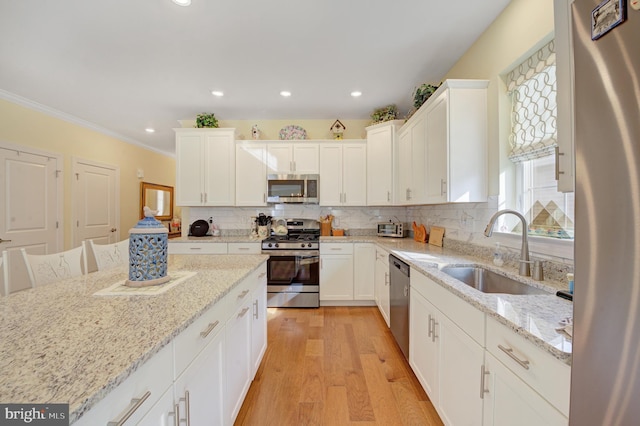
{"left": 0, "top": 254, "right": 268, "bottom": 423}
{"left": 320, "top": 236, "right": 573, "bottom": 364}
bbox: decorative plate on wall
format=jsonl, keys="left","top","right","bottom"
{"left": 279, "top": 125, "right": 307, "bottom": 140}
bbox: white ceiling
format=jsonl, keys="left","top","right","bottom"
{"left": 0, "top": 0, "right": 511, "bottom": 156}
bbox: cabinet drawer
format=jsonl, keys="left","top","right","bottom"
{"left": 168, "top": 242, "right": 227, "bottom": 254}
{"left": 320, "top": 243, "right": 353, "bottom": 254}
{"left": 174, "top": 297, "right": 229, "bottom": 379}
{"left": 228, "top": 267, "right": 262, "bottom": 312}
{"left": 411, "top": 271, "right": 485, "bottom": 345}
{"left": 74, "top": 344, "right": 173, "bottom": 426}
{"left": 486, "top": 316, "right": 571, "bottom": 417}
{"left": 228, "top": 242, "right": 261, "bottom": 254}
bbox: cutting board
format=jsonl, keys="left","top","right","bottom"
{"left": 429, "top": 226, "right": 445, "bottom": 247}
{"left": 412, "top": 222, "right": 428, "bottom": 243}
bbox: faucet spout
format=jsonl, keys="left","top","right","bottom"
{"left": 484, "top": 209, "right": 531, "bottom": 276}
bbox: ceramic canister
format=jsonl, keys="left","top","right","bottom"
{"left": 126, "top": 212, "right": 170, "bottom": 287}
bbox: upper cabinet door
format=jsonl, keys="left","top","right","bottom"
{"left": 341, "top": 143, "right": 367, "bottom": 206}
{"left": 425, "top": 93, "right": 449, "bottom": 204}
{"left": 176, "top": 133, "right": 206, "bottom": 206}
{"left": 236, "top": 143, "right": 267, "bottom": 206}
{"left": 366, "top": 121, "right": 403, "bottom": 206}
{"left": 266, "top": 144, "right": 293, "bottom": 174}
{"left": 292, "top": 144, "right": 319, "bottom": 174}
{"left": 319, "top": 144, "right": 343, "bottom": 206}
{"left": 203, "top": 130, "right": 235, "bottom": 206}
{"left": 553, "top": 0, "right": 575, "bottom": 193}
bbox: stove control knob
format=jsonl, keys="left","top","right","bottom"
{"left": 307, "top": 243, "right": 312, "bottom": 248}
{"left": 275, "top": 243, "right": 279, "bottom": 248}
{"left": 267, "top": 243, "right": 273, "bottom": 248}
{"left": 301, "top": 243, "right": 305, "bottom": 248}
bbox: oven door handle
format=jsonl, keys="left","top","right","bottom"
{"left": 297, "top": 255, "right": 319, "bottom": 266}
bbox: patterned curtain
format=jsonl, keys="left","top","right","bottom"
{"left": 506, "top": 40, "right": 557, "bottom": 163}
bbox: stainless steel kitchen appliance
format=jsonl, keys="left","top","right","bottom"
{"left": 266, "top": 174, "right": 319, "bottom": 204}
{"left": 569, "top": 1, "right": 640, "bottom": 423}
{"left": 389, "top": 254, "right": 410, "bottom": 358}
{"left": 261, "top": 218, "right": 320, "bottom": 308}
{"left": 377, "top": 222, "right": 406, "bottom": 238}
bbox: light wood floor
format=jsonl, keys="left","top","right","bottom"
{"left": 235, "top": 306, "right": 443, "bottom": 426}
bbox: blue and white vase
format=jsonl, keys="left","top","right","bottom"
{"left": 125, "top": 207, "right": 170, "bottom": 287}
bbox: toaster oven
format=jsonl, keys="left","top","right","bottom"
{"left": 377, "top": 222, "right": 405, "bottom": 238}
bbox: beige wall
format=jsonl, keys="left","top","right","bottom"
{"left": 181, "top": 119, "right": 371, "bottom": 141}
{"left": 0, "top": 99, "right": 176, "bottom": 249}
{"left": 442, "top": 0, "right": 555, "bottom": 203}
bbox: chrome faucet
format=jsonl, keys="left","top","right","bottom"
{"left": 484, "top": 209, "right": 531, "bottom": 277}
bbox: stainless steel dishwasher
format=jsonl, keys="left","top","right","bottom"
{"left": 389, "top": 254, "right": 410, "bottom": 359}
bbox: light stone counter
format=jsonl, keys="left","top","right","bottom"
{"left": 320, "top": 236, "right": 573, "bottom": 364}
{"left": 0, "top": 254, "right": 268, "bottom": 423}
{"left": 170, "top": 235, "right": 260, "bottom": 243}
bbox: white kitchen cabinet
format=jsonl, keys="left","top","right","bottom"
{"left": 251, "top": 271, "right": 267, "bottom": 375}
{"left": 236, "top": 142, "right": 267, "bottom": 206}
{"left": 554, "top": 0, "right": 575, "bottom": 193}
{"left": 483, "top": 351, "right": 567, "bottom": 426}
{"left": 319, "top": 142, "right": 367, "bottom": 206}
{"left": 320, "top": 243, "right": 354, "bottom": 301}
{"left": 424, "top": 80, "right": 489, "bottom": 204}
{"left": 228, "top": 242, "right": 261, "bottom": 254}
{"left": 409, "top": 286, "right": 439, "bottom": 401}
{"left": 175, "top": 128, "right": 236, "bottom": 206}
{"left": 437, "top": 312, "right": 484, "bottom": 426}
{"left": 137, "top": 386, "right": 175, "bottom": 426}
{"left": 485, "top": 316, "right": 571, "bottom": 418}
{"left": 73, "top": 344, "right": 173, "bottom": 426}
{"left": 366, "top": 120, "right": 404, "bottom": 205}
{"left": 374, "top": 247, "right": 390, "bottom": 326}
{"left": 168, "top": 242, "right": 228, "bottom": 254}
{"left": 267, "top": 142, "right": 319, "bottom": 174}
{"left": 353, "top": 243, "right": 375, "bottom": 300}
{"left": 225, "top": 296, "right": 253, "bottom": 424}
{"left": 396, "top": 113, "right": 427, "bottom": 205}
{"left": 174, "top": 326, "right": 226, "bottom": 426}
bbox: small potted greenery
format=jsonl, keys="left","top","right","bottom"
{"left": 370, "top": 104, "right": 399, "bottom": 124}
{"left": 412, "top": 83, "right": 440, "bottom": 109}
{"left": 196, "top": 113, "right": 219, "bottom": 128}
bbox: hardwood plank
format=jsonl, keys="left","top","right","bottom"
{"left": 235, "top": 307, "right": 443, "bottom": 426}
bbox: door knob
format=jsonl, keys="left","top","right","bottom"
{"left": 110, "top": 228, "right": 117, "bottom": 232}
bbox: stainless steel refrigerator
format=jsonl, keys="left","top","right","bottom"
{"left": 571, "top": 0, "right": 640, "bottom": 424}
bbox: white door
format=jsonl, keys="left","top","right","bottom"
{"left": 341, "top": 143, "right": 367, "bottom": 206}
{"left": 319, "top": 144, "right": 343, "bottom": 205}
{"left": 0, "top": 143, "right": 62, "bottom": 294}
{"left": 73, "top": 158, "right": 119, "bottom": 247}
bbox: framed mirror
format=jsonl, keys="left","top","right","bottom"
{"left": 140, "top": 182, "right": 174, "bottom": 221}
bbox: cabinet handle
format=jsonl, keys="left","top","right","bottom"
{"left": 330, "top": 248, "right": 342, "bottom": 251}
{"left": 263, "top": 193, "right": 266, "bottom": 203}
{"left": 204, "top": 193, "right": 207, "bottom": 203}
{"left": 344, "top": 193, "right": 347, "bottom": 204}
{"left": 258, "top": 272, "right": 266, "bottom": 279}
{"left": 180, "top": 391, "right": 191, "bottom": 426}
{"left": 387, "top": 191, "right": 391, "bottom": 202}
{"left": 440, "top": 179, "right": 446, "bottom": 196}
{"left": 107, "top": 390, "right": 151, "bottom": 426}
{"left": 189, "top": 247, "right": 202, "bottom": 250}
{"left": 200, "top": 320, "right": 220, "bottom": 338}
{"left": 432, "top": 319, "right": 438, "bottom": 343}
{"left": 238, "top": 306, "right": 250, "bottom": 318}
{"left": 169, "top": 403, "right": 180, "bottom": 426}
{"left": 555, "top": 146, "right": 565, "bottom": 180}
{"left": 238, "top": 289, "right": 250, "bottom": 299}
{"left": 237, "top": 247, "right": 250, "bottom": 251}
{"left": 480, "top": 365, "right": 490, "bottom": 399}
{"left": 403, "top": 285, "right": 408, "bottom": 297}
{"left": 200, "top": 193, "right": 203, "bottom": 203}
{"left": 253, "top": 299, "right": 259, "bottom": 319}
{"left": 384, "top": 272, "right": 389, "bottom": 286}
{"left": 498, "top": 344, "right": 530, "bottom": 370}
{"left": 428, "top": 314, "right": 433, "bottom": 338}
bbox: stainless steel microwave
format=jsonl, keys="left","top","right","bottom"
{"left": 377, "top": 222, "right": 405, "bottom": 238}
{"left": 267, "top": 174, "right": 319, "bottom": 204}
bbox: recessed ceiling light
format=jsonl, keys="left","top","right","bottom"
{"left": 351, "top": 91, "right": 362, "bottom": 97}
{"left": 145, "top": 128, "right": 155, "bottom": 133}
{"left": 280, "top": 91, "right": 292, "bottom": 97}
{"left": 211, "top": 91, "right": 224, "bottom": 97}
{"left": 171, "top": 0, "right": 191, "bottom": 6}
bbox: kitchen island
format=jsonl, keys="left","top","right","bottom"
{"left": 0, "top": 253, "right": 268, "bottom": 424}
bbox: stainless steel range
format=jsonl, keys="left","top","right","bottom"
{"left": 261, "top": 218, "right": 320, "bottom": 308}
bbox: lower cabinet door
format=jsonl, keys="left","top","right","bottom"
{"left": 409, "top": 288, "right": 439, "bottom": 403}
{"left": 174, "top": 328, "right": 226, "bottom": 426}
{"left": 437, "top": 313, "right": 484, "bottom": 426}
{"left": 226, "top": 300, "right": 253, "bottom": 424}
{"left": 137, "top": 386, "right": 175, "bottom": 426}
{"left": 251, "top": 279, "right": 267, "bottom": 375}
{"left": 483, "top": 352, "right": 568, "bottom": 426}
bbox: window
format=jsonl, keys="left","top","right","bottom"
{"left": 505, "top": 40, "right": 574, "bottom": 240}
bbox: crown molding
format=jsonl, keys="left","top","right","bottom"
{"left": 0, "top": 89, "right": 174, "bottom": 158}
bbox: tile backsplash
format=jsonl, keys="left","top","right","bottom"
{"left": 185, "top": 195, "right": 573, "bottom": 267}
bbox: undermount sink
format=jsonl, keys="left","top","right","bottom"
{"left": 440, "top": 266, "right": 548, "bottom": 295}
